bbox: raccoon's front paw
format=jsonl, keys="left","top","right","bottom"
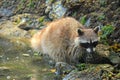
{"left": 55, "top": 62, "right": 75, "bottom": 75}
{"left": 48, "top": 60, "right": 56, "bottom": 68}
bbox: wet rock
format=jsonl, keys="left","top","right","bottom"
{"left": 0, "top": 67, "right": 10, "bottom": 76}
{"left": 45, "top": 0, "right": 67, "bottom": 19}
{"left": 109, "top": 52, "right": 120, "bottom": 65}
{"left": 22, "top": 54, "right": 30, "bottom": 57}
{"left": 0, "top": 8, "right": 13, "bottom": 20}
{"left": 10, "top": 13, "right": 46, "bottom": 31}
{"left": 0, "top": 0, "right": 46, "bottom": 16}
{"left": 0, "top": 20, "right": 30, "bottom": 38}
{"left": 96, "top": 46, "right": 120, "bottom": 68}
{"left": 63, "top": 64, "right": 116, "bottom": 80}
{"left": 55, "top": 62, "right": 75, "bottom": 75}
{"left": 0, "top": 67, "right": 10, "bottom": 71}
{"left": 96, "top": 44, "right": 110, "bottom": 58}
{"left": 96, "top": 44, "right": 120, "bottom": 65}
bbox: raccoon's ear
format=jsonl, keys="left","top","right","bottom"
{"left": 78, "top": 29, "right": 84, "bottom": 35}
{"left": 94, "top": 27, "right": 99, "bottom": 33}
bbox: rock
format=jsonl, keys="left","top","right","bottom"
{"left": 109, "top": 52, "right": 120, "bottom": 65}
{"left": 22, "top": 54, "right": 30, "bottom": 57}
{"left": 0, "top": 67, "right": 10, "bottom": 71}
{"left": 0, "top": 1, "right": 119, "bottom": 79}
{"left": 10, "top": 13, "right": 45, "bottom": 30}
{"left": 96, "top": 44, "right": 110, "bottom": 58}
{"left": 0, "top": 20, "right": 31, "bottom": 38}
{"left": 0, "top": 8, "right": 13, "bottom": 17}
{"left": 55, "top": 62, "right": 75, "bottom": 75}
{"left": 96, "top": 44, "right": 120, "bottom": 65}
{"left": 63, "top": 64, "right": 116, "bottom": 80}
{"left": 45, "top": 0, "right": 67, "bottom": 19}
{"left": 0, "top": 67, "right": 10, "bottom": 76}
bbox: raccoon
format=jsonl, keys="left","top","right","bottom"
{"left": 31, "top": 17, "right": 99, "bottom": 64}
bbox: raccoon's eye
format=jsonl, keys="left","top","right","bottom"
{"left": 80, "top": 43, "right": 89, "bottom": 48}
{"left": 92, "top": 41, "right": 98, "bottom": 47}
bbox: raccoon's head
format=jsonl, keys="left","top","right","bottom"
{"left": 76, "top": 27, "right": 99, "bottom": 54}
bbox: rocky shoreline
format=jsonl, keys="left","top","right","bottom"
{"left": 0, "top": 0, "right": 119, "bottom": 80}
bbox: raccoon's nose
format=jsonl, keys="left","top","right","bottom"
{"left": 86, "top": 48, "right": 95, "bottom": 53}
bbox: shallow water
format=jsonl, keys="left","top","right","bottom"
{"left": 0, "top": 36, "right": 55, "bottom": 80}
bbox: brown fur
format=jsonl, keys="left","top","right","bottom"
{"left": 31, "top": 17, "right": 98, "bottom": 63}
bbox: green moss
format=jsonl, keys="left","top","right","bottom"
{"left": 100, "top": 25, "right": 115, "bottom": 45}
{"left": 98, "top": 14, "right": 105, "bottom": 21}
{"left": 99, "top": 0, "right": 107, "bottom": 7}
{"left": 80, "top": 15, "right": 87, "bottom": 25}
{"left": 38, "top": 16, "right": 45, "bottom": 23}
{"left": 76, "top": 63, "right": 87, "bottom": 71}
{"left": 27, "top": 0, "right": 34, "bottom": 8}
